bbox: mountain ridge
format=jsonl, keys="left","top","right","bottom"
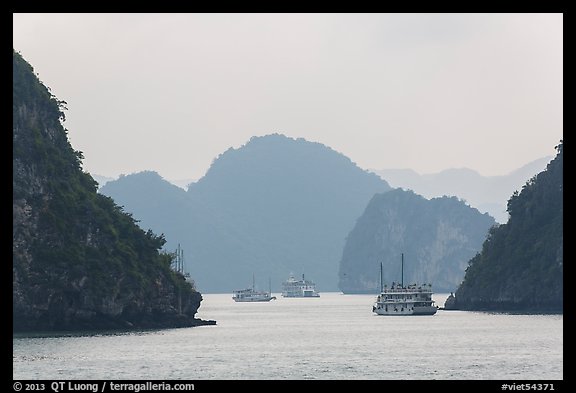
{"left": 373, "top": 156, "right": 552, "bottom": 223}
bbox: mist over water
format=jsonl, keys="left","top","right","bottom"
{"left": 13, "top": 293, "right": 562, "bottom": 380}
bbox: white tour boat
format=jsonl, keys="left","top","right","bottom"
{"left": 372, "top": 254, "right": 437, "bottom": 316}
{"left": 233, "top": 275, "right": 276, "bottom": 302}
{"left": 281, "top": 273, "right": 320, "bottom": 297}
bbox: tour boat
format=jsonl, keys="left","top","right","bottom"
{"left": 372, "top": 254, "right": 437, "bottom": 315}
{"left": 233, "top": 275, "right": 276, "bottom": 302}
{"left": 281, "top": 273, "right": 320, "bottom": 297}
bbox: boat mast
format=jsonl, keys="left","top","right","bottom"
{"left": 174, "top": 243, "right": 184, "bottom": 274}
{"left": 252, "top": 273, "right": 255, "bottom": 291}
{"left": 177, "top": 243, "right": 182, "bottom": 313}
{"left": 269, "top": 277, "right": 272, "bottom": 295}
{"left": 180, "top": 245, "right": 184, "bottom": 274}
{"left": 380, "top": 262, "right": 383, "bottom": 293}
{"left": 401, "top": 253, "right": 404, "bottom": 288}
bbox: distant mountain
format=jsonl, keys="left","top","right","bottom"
{"left": 91, "top": 174, "right": 116, "bottom": 188}
{"left": 91, "top": 174, "right": 196, "bottom": 191}
{"left": 168, "top": 178, "right": 197, "bottom": 190}
{"left": 13, "top": 51, "right": 210, "bottom": 332}
{"left": 338, "top": 190, "right": 495, "bottom": 293}
{"left": 101, "top": 134, "right": 392, "bottom": 293}
{"left": 373, "top": 157, "right": 552, "bottom": 223}
{"left": 454, "top": 142, "right": 563, "bottom": 312}
{"left": 99, "top": 171, "right": 193, "bottom": 235}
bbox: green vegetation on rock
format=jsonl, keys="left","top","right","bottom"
{"left": 455, "top": 142, "right": 563, "bottom": 312}
{"left": 13, "top": 51, "right": 211, "bottom": 332}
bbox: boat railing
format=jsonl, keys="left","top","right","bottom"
{"left": 382, "top": 288, "right": 433, "bottom": 294}
{"left": 379, "top": 298, "right": 433, "bottom": 303}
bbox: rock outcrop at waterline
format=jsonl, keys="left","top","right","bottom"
{"left": 443, "top": 293, "right": 457, "bottom": 310}
{"left": 13, "top": 50, "right": 214, "bottom": 331}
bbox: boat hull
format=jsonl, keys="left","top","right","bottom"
{"left": 282, "top": 294, "right": 320, "bottom": 298}
{"left": 233, "top": 297, "right": 276, "bottom": 302}
{"left": 373, "top": 304, "right": 437, "bottom": 315}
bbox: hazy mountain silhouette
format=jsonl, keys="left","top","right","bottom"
{"left": 170, "top": 178, "right": 197, "bottom": 190}
{"left": 91, "top": 174, "right": 197, "bottom": 191}
{"left": 373, "top": 157, "right": 552, "bottom": 223}
{"left": 102, "top": 134, "right": 504, "bottom": 294}
{"left": 91, "top": 174, "right": 115, "bottom": 188}
{"left": 101, "top": 134, "right": 391, "bottom": 292}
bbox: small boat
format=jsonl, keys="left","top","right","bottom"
{"left": 372, "top": 254, "right": 437, "bottom": 315}
{"left": 281, "top": 273, "right": 320, "bottom": 298}
{"left": 233, "top": 275, "right": 276, "bottom": 302}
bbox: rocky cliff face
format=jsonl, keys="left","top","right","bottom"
{"left": 454, "top": 142, "right": 563, "bottom": 312}
{"left": 339, "top": 189, "right": 495, "bottom": 293}
{"left": 13, "top": 51, "right": 213, "bottom": 331}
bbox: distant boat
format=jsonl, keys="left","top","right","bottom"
{"left": 233, "top": 275, "right": 276, "bottom": 302}
{"left": 372, "top": 254, "right": 437, "bottom": 315}
{"left": 281, "top": 273, "right": 320, "bottom": 298}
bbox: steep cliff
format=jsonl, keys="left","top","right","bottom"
{"left": 13, "top": 51, "right": 213, "bottom": 331}
{"left": 338, "top": 189, "right": 495, "bottom": 293}
{"left": 454, "top": 142, "right": 563, "bottom": 312}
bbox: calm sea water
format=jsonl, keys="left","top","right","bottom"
{"left": 13, "top": 293, "right": 562, "bottom": 380}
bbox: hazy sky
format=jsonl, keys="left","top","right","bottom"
{"left": 13, "top": 13, "right": 563, "bottom": 181}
